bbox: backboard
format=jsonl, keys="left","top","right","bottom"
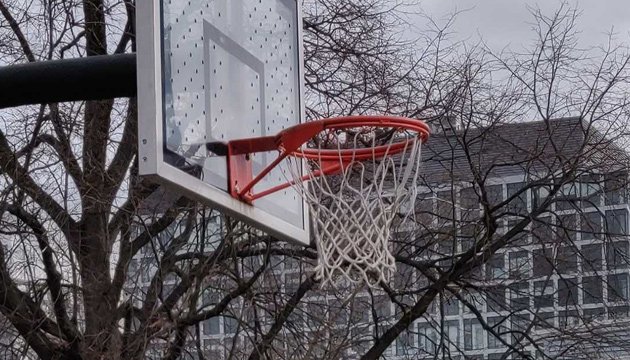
{"left": 136, "top": 0, "right": 310, "bottom": 245}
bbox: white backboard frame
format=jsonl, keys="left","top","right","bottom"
{"left": 136, "top": 0, "right": 310, "bottom": 245}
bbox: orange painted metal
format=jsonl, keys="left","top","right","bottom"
{"left": 225, "top": 115, "right": 431, "bottom": 203}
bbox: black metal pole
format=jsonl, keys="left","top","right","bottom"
{"left": 0, "top": 54, "right": 137, "bottom": 109}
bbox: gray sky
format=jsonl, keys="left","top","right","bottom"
{"left": 415, "top": 0, "right": 630, "bottom": 51}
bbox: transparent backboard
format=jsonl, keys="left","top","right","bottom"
{"left": 137, "top": 0, "right": 309, "bottom": 245}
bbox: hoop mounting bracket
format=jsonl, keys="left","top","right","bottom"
{"left": 210, "top": 115, "right": 431, "bottom": 204}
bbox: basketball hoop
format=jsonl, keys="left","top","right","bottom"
{"left": 211, "top": 115, "right": 430, "bottom": 287}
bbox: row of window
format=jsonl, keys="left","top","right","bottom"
{"left": 128, "top": 241, "right": 630, "bottom": 317}
{"left": 196, "top": 323, "right": 531, "bottom": 359}
{"left": 504, "top": 274, "right": 629, "bottom": 310}
{"left": 433, "top": 276, "right": 629, "bottom": 319}
{"left": 415, "top": 173, "right": 627, "bottom": 222}
{"left": 392, "top": 241, "right": 630, "bottom": 293}
{"left": 410, "top": 208, "right": 629, "bottom": 257}
{"left": 398, "top": 303, "right": 624, "bottom": 358}
{"left": 130, "top": 231, "right": 630, "bottom": 289}
{"left": 411, "top": 318, "right": 517, "bottom": 354}
{"left": 134, "top": 213, "right": 224, "bottom": 257}
{"left": 191, "top": 306, "right": 624, "bottom": 360}
{"left": 198, "top": 271, "right": 630, "bottom": 338}
{"left": 484, "top": 240, "right": 630, "bottom": 281}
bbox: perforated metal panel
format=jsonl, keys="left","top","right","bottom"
{"left": 137, "top": 0, "right": 309, "bottom": 245}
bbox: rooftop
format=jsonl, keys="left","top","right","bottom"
{"left": 420, "top": 117, "right": 629, "bottom": 184}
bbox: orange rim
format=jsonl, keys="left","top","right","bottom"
{"left": 282, "top": 115, "right": 430, "bottom": 161}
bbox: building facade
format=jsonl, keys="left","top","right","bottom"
{"left": 130, "top": 117, "right": 630, "bottom": 359}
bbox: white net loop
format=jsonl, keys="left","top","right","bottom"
{"left": 286, "top": 129, "right": 423, "bottom": 288}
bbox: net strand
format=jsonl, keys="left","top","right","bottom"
{"left": 285, "top": 129, "right": 422, "bottom": 288}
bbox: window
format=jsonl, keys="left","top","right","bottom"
{"left": 464, "top": 319, "right": 484, "bottom": 350}
{"left": 463, "top": 291, "right": 484, "bottom": 313}
{"left": 487, "top": 316, "right": 508, "bottom": 349}
{"left": 532, "top": 216, "right": 552, "bottom": 244}
{"left": 559, "top": 310, "right": 579, "bottom": 328}
{"left": 437, "top": 233, "right": 456, "bottom": 257}
{"left": 396, "top": 328, "right": 416, "bottom": 356}
{"left": 460, "top": 187, "right": 479, "bottom": 220}
{"left": 606, "top": 241, "right": 629, "bottom": 270}
{"left": 307, "top": 301, "right": 327, "bottom": 328}
{"left": 350, "top": 297, "right": 370, "bottom": 324}
{"left": 487, "top": 184, "right": 504, "bottom": 204}
{"left": 445, "top": 320, "right": 460, "bottom": 349}
{"left": 164, "top": 271, "right": 179, "bottom": 285}
{"left": 393, "top": 236, "right": 414, "bottom": 257}
{"left": 509, "top": 282, "right": 529, "bottom": 310}
{"left": 510, "top": 314, "right": 531, "bottom": 346}
{"left": 443, "top": 296, "right": 459, "bottom": 316}
{"left": 507, "top": 220, "right": 528, "bottom": 246}
{"left": 581, "top": 212, "right": 602, "bottom": 240}
{"left": 582, "top": 276, "right": 603, "bottom": 304}
{"left": 557, "top": 214, "right": 577, "bottom": 241}
{"left": 203, "top": 317, "right": 221, "bottom": 335}
{"left": 427, "top": 299, "right": 439, "bottom": 315}
{"left": 224, "top": 316, "right": 238, "bottom": 334}
{"left": 417, "top": 324, "right": 437, "bottom": 356}
{"left": 487, "top": 287, "right": 506, "bottom": 312}
{"left": 532, "top": 186, "right": 550, "bottom": 209}
{"left": 373, "top": 296, "right": 391, "bottom": 319}
{"left": 203, "top": 339, "right": 222, "bottom": 358}
{"left": 606, "top": 209, "right": 628, "bottom": 236}
{"left": 460, "top": 187, "right": 477, "bottom": 208}
{"left": 557, "top": 182, "right": 579, "bottom": 211}
{"left": 351, "top": 326, "right": 371, "bottom": 354}
{"left": 270, "top": 255, "right": 283, "bottom": 269}
{"left": 581, "top": 174, "right": 602, "bottom": 207}
{"left": 534, "top": 312, "right": 555, "bottom": 330}
{"left": 437, "top": 190, "right": 454, "bottom": 222}
{"left": 533, "top": 248, "right": 553, "bottom": 277}
{"left": 394, "top": 264, "right": 415, "bottom": 289}
{"left": 156, "top": 222, "right": 176, "bottom": 249}
{"left": 556, "top": 247, "right": 578, "bottom": 274}
{"left": 558, "top": 278, "right": 578, "bottom": 307}
{"left": 241, "top": 255, "right": 262, "bottom": 274}
{"left": 416, "top": 194, "right": 434, "bottom": 224}
{"left": 582, "top": 244, "right": 603, "bottom": 271}
{"left": 604, "top": 171, "right": 627, "bottom": 205}
{"left": 203, "top": 289, "right": 220, "bottom": 307}
{"left": 222, "top": 337, "right": 241, "bottom": 359}
{"left": 285, "top": 272, "right": 302, "bottom": 294}
{"left": 140, "top": 258, "right": 153, "bottom": 283}
{"left": 329, "top": 299, "right": 349, "bottom": 325}
{"left": 128, "top": 259, "right": 138, "bottom": 277}
{"left": 486, "top": 254, "right": 506, "bottom": 280}
{"left": 509, "top": 251, "right": 529, "bottom": 279}
{"left": 534, "top": 280, "right": 554, "bottom": 308}
{"left": 608, "top": 273, "right": 630, "bottom": 302}
{"left": 285, "top": 255, "right": 299, "bottom": 270}
{"left": 507, "top": 182, "right": 528, "bottom": 215}
{"left": 459, "top": 224, "right": 476, "bottom": 252}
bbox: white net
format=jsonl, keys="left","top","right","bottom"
{"left": 286, "top": 129, "right": 423, "bottom": 288}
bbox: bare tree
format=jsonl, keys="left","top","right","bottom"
{"left": 1, "top": 1, "right": 630, "bottom": 360}
{"left": 356, "top": 4, "right": 630, "bottom": 360}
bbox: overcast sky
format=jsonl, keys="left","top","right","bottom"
{"left": 415, "top": 0, "right": 630, "bottom": 51}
